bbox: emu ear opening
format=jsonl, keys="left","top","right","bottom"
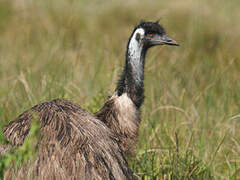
{"left": 135, "top": 33, "right": 141, "bottom": 42}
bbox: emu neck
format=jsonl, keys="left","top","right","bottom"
{"left": 97, "top": 29, "right": 147, "bottom": 154}
{"left": 117, "top": 33, "right": 147, "bottom": 108}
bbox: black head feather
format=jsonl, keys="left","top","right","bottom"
{"left": 136, "top": 20, "right": 166, "bottom": 35}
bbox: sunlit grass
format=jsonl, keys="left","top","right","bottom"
{"left": 0, "top": 0, "right": 240, "bottom": 179}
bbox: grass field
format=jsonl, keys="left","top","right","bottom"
{"left": 0, "top": 0, "right": 240, "bottom": 179}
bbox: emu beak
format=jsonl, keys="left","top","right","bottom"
{"left": 151, "top": 34, "right": 179, "bottom": 46}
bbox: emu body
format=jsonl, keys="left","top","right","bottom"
{"left": 4, "top": 99, "right": 132, "bottom": 179}
{"left": 2, "top": 21, "right": 178, "bottom": 179}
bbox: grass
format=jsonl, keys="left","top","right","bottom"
{"left": 0, "top": 0, "right": 240, "bottom": 179}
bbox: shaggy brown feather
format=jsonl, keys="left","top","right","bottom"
{"left": 95, "top": 93, "right": 140, "bottom": 155}
{"left": 3, "top": 99, "right": 133, "bottom": 180}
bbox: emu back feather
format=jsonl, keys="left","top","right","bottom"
{"left": 3, "top": 99, "right": 133, "bottom": 180}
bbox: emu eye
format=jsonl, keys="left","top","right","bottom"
{"left": 146, "top": 33, "right": 153, "bottom": 37}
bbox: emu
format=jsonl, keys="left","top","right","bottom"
{"left": 2, "top": 21, "right": 178, "bottom": 179}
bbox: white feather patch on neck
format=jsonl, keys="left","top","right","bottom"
{"left": 128, "top": 28, "right": 145, "bottom": 85}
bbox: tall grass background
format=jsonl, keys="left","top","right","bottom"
{"left": 0, "top": 0, "right": 240, "bottom": 179}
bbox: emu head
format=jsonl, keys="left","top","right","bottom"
{"left": 129, "top": 20, "right": 179, "bottom": 52}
